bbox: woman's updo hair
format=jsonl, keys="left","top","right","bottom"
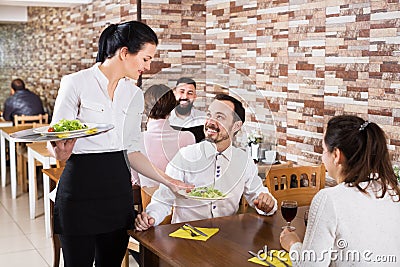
{"left": 96, "top": 20, "right": 158, "bottom": 63}
{"left": 324, "top": 115, "right": 399, "bottom": 199}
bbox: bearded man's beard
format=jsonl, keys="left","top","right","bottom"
{"left": 175, "top": 100, "right": 194, "bottom": 115}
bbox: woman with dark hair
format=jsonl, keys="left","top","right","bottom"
{"left": 48, "top": 21, "right": 191, "bottom": 266}
{"left": 136, "top": 84, "right": 195, "bottom": 206}
{"left": 280, "top": 115, "right": 400, "bottom": 266}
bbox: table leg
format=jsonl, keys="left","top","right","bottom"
{"left": 140, "top": 244, "right": 161, "bottom": 267}
{"left": 43, "top": 159, "right": 51, "bottom": 238}
{"left": 28, "top": 148, "right": 36, "bottom": 219}
{"left": 10, "top": 140, "right": 17, "bottom": 199}
{"left": 1, "top": 134, "right": 6, "bottom": 187}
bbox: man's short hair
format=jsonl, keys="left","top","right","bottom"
{"left": 11, "top": 78, "right": 25, "bottom": 91}
{"left": 176, "top": 77, "right": 196, "bottom": 89}
{"left": 214, "top": 94, "right": 245, "bottom": 123}
{"left": 144, "top": 84, "right": 177, "bottom": 119}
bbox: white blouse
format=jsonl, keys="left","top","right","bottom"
{"left": 51, "top": 63, "right": 143, "bottom": 154}
{"left": 290, "top": 181, "right": 400, "bottom": 266}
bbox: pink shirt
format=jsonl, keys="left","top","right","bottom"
{"left": 135, "top": 119, "right": 196, "bottom": 187}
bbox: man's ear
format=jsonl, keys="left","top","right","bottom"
{"left": 232, "top": 120, "right": 242, "bottom": 134}
{"left": 10, "top": 88, "right": 15, "bottom": 95}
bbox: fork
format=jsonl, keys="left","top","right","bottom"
{"left": 180, "top": 225, "right": 199, "bottom": 237}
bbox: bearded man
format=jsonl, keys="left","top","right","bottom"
{"left": 169, "top": 77, "right": 206, "bottom": 142}
{"left": 135, "top": 94, "right": 277, "bottom": 230}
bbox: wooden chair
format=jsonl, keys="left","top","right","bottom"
{"left": 121, "top": 185, "right": 173, "bottom": 267}
{"left": 14, "top": 114, "right": 49, "bottom": 191}
{"left": 14, "top": 113, "right": 48, "bottom": 126}
{"left": 264, "top": 164, "right": 326, "bottom": 207}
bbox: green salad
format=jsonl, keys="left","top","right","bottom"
{"left": 188, "top": 187, "right": 225, "bottom": 198}
{"left": 48, "top": 119, "right": 88, "bottom": 132}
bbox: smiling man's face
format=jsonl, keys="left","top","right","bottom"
{"left": 174, "top": 83, "right": 197, "bottom": 115}
{"left": 204, "top": 100, "right": 238, "bottom": 146}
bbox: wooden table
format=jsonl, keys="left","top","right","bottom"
{"left": 129, "top": 206, "right": 307, "bottom": 267}
{"left": 42, "top": 167, "right": 64, "bottom": 238}
{"left": 0, "top": 117, "right": 13, "bottom": 127}
{"left": 27, "top": 143, "right": 57, "bottom": 238}
{"left": 0, "top": 125, "right": 33, "bottom": 198}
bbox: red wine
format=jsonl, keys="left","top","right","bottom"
{"left": 281, "top": 205, "right": 297, "bottom": 222}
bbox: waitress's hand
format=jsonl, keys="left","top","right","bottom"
{"left": 166, "top": 177, "right": 194, "bottom": 193}
{"left": 50, "top": 138, "right": 77, "bottom": 162}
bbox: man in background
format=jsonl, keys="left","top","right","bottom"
{"left": 169, "top": 77, "right": 206, "bottom": 142}
{"left": 3, "top": 78, "right": 45, "bottom": 122}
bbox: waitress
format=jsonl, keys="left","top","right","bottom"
{"left": 49, "top": 21, "right": 191, "bottom": 267}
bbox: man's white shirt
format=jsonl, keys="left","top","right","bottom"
{"left": 146, "top": 141, "right": 277, "bottom": 225}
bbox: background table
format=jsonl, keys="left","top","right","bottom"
{"left": 42, "top": 167, "right": 64, "bottom": 238}
{"left": 27, "top": 143, "right": 57, "bottom": 220}
{"left": 129, "top": 206, "right": 307, "bottom": 267}
{"left": 0, "top": 125, "right": 33, "bottom": 198}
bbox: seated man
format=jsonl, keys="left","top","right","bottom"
{"left": 135, "top": 94, "right": 277, "bottom": 230}
{"left": 3, "top": 78, "right": 45, "bottom": 122}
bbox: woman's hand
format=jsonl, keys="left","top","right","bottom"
{"left": 165, "top": 177, "right": 194, "bottom": 192}
{"left": 50, "top": 138, "right": 77, "bottom": 161}
{"left": 280, "top": 228, "right": 301, "bottom": 251}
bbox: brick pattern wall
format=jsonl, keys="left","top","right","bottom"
{"left": 0, "top": 0, "right": 399, "bottom": 165}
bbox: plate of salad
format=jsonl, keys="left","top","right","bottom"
{"left": 33, "top": 119, "right": 94, "bottom": 136}
{"left": 178, "top": 187, "right": 228, "bottom": 201}
{"left": 10, "top": 121, "right": 114, "bottom": 142}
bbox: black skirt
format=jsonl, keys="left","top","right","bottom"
{"left": 54, "top": 151, "right": 134, "bottom": 235}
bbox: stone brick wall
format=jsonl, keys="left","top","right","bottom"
{"left": 0, "top": 0, "right": 399, "bottom": 165}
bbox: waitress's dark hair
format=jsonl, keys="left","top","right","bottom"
{"left": 324, "top": 115, "right": 400, "bottom": 199}
{"left": 96, "top": 21, "right": 158, "bottom": 63}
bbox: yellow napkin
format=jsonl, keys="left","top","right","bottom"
{"left": 169, "top": 226, "right": 219, "bottom": 241}
{"left": 248, "top": 250, "right": 292, "bottom": 267}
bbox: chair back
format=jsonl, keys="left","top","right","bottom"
{"left": 14, "top": 114, "right": 48, "bottom": 126}
{"left": 265, "top": 164, "right": 325, "bottom": 207}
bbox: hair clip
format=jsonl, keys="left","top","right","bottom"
{"left": 359, "top": 121, "right": 369, "bottom": 131}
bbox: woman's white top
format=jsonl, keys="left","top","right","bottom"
{"left": 51, "top": 63, "right": 143, "bottom": 154}
{"left": 290, "top": 181, "right": 400, "bottom": 266}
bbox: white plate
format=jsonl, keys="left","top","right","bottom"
{"left": 177, "top": 189, "right": 228, "bottom": 201}
{"left": 33, "top": 123, "right": 97, "bottom": 136}
{"left": 10, "top": 123, "right": 114, "bottom": 142}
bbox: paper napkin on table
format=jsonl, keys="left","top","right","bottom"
{"left": 248, "top": 250, "right": 292, "bottom": 267}
{"left": 169, "top": 227, "right": 219, "bottom": 241}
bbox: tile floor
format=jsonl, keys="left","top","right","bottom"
{"left": 0, "top": 176, "right": 139, "bottom": 267}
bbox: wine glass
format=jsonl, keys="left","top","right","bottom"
{"left": 281, "top": 200, "right": 298, "bottom": 230}
{"left": 304, "top": 209, "right": 309, "bottom": 226}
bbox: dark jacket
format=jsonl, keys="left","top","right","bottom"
{"left": 3, "top": 89, "right": 45, "bottom": 121}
